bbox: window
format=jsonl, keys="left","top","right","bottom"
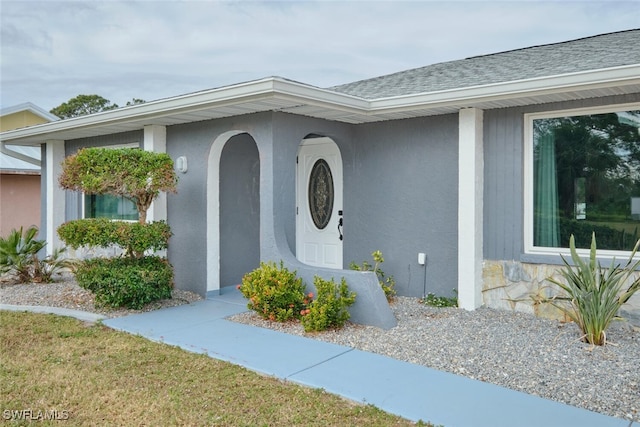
{"left": 526, "top": 105, "right": 640, "bottom": 254}
{"left": 84, "top": 194, "right": 138, "bottom": 221}
{"left": 81, "top": 143, "right": 140, "bottom": 221}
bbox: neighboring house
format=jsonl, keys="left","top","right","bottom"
{"left": 1, "top": 30, "right": 639, "bottom": 327}
{"left": 0, "top": 103, "right": 59, "bottom": 236}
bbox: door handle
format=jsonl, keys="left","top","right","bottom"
{"left": 337, "top": 211, "right": 343, "bottom": 241}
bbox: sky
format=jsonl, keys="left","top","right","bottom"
{"left": 1, "top": 0, "right": 639, "bottom": 112}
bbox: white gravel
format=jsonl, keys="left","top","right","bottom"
{"left": 2, "top": 275, "right": 638, "bottom": 422}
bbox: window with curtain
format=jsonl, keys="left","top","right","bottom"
{"left": 531, "top": 108, "right": 640, "bottom": 251}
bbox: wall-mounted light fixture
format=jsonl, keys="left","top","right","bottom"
{"left": 176, "top": 156, "right": 188, "bottom": 173}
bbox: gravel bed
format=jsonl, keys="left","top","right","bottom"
{"left": 229, "top": 297, "right": 640, "bottom": 422}
{"left": 2, "top": 276, "right": 638, "bottom": 422}
{"left": 0, "top": 273, "right": 202, "bottom": 318}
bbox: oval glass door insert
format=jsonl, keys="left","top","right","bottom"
{"left": 308, "top": 159, "right": 334, "bottom": 229}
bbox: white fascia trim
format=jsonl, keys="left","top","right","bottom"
{"left": 0, "top": 78, "right": 369, "bottom": 143}
{"left": 368, "top": 65, "right": 640, "bottom": 112}
{"left": 1, "top": 66, "right": 637, "bottom": 144}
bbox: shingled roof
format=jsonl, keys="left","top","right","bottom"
{"left": 329, "top": 29, "right": 640, "bottom": 99}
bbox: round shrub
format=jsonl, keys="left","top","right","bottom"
{"left": 75, "top": 256, "right": 173, "bottom": 309}
{"left": 301, "top": 276, "right": 356, "bottom": 332}
{"left": 239, "top": 261, "right": 309, "bottom": 322}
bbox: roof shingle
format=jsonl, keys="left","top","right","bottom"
{"left": 329, "top": 29, "right": 640, "bottom": 99}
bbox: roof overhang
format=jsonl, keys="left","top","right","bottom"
{"left": 0, "top": 102, "right": 60, "bottom": 122}
{"left": 2, "top": 65, "right": 639, "bottom": 146}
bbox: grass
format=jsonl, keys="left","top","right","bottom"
{"left": 1, "top": 311, "right": 434, "bottom": 426}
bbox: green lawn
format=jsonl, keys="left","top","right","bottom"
{"left": 1, "top": 311, "right": 433, "bottom": 426}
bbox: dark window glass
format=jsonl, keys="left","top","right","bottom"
{"left": 533, "top": 110, "right": 640, "bottom": 251}
{"left": 84, "top": 194, "right": 138, "bottom": 221}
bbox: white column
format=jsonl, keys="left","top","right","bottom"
{"left": 458, "top": 108, "right": 484, "bottom": 310}
{"left": 45, "top": 140, "right": 65, "bottom": 255}
{"left": 143, "top": 125, "right": 167, "bottom": 223}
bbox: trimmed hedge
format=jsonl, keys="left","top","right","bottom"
{"left": 75, "top": 256, "right": 173, "bottom": 309}
{"left": 58, "top": 219, "right": 171, "bottom": 258}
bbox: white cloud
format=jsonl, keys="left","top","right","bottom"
{"left": 1, "top": 0, "right": 638, "bottom": 111}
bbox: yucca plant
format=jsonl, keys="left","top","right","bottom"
{"left": 547, "top": 233, "right": 640, "bottom": 345}
{"left": 0, "top": 226, "right": 46, "bottom": 282}
{"left": 0, "top": 227, "right": 73, "bottom": 283}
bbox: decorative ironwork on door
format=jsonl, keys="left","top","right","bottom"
{"left": 308, "top": 159, "right": 334, "bottom": 229}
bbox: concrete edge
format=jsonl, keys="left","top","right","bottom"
{"left": 0, "top": 304, "right": 106, "bottom": 323}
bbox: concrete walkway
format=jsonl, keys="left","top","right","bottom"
{"left": 4, "top": 290, "right": 635, "bottom": 427}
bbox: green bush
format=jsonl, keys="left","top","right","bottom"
{"left": 0, "top": 227, "right": 73, "bottom": 283}
{"left": 350, "top": 250, "right": 396, "bottom": 301}
{"left": 58, "top": 219, "right": 171, "bottom": 258}
{"left": 75, "top": 256, "right": 173, "bottom": 309}
{"left": 59, "top": 147, "right": 178, "bottom": 224}
{"left": 238, "top": 261, "right": 309, "bottom": 322}
{"left": 301, "top": 276, "right": 356, "bottom": 332}
{"left": 546, "top": 233, "right": 640, "bottom": 345}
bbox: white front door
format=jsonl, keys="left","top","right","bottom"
{"left": 296, "top": 137, "right": 343, "bottom": 269}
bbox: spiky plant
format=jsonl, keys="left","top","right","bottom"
{"left": 0, "top": 227, "right": 73, "bottom": 283}
{"left": 0, "top": 227, "right": 46, "bottom": 282}
{"left": 547, "top": 233, "right": 640, "bottom": 345}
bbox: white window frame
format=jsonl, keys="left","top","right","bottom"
{"left": 524, "top": 102, "right": 640, "bottom": 259}
{"left": 80, "top": 142, "right": 140, "bottom": 222}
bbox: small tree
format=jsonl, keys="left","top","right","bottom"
{"left": 50, "top": 94, "right": 146, "bottom": 119}
{"left": 50, "top": 94, "right": 119, "bottom": 119}
{"left": 57, "top": 147, "right": 178, "bottom": 308}
{"left": 59, "top": 147, "right": 177, "bottom": 224}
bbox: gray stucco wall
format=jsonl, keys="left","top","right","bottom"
{"left": 219, "top": 133, "right": 260, "bottom": 288}
{"left": 56, "top": 112, "right": 460, "bottom": 303}
{"left": 348, "top": 115, "right": 459, "bottom": 298}
{"left": 483, "top": 93, "right": 640, "bottom": 263}
{"left": 267, "top": 112, "right": 460, "bottom": 299}
{"left": 165, "top": 112, "right": 395, "bottom": 329}
{"left": 165, "top": 113, "right": 275, "bottom": 296}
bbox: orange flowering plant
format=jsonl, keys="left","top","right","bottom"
{"left": 238, "top": 261, "right": 312, "bottom": 322}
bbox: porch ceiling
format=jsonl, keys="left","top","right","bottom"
{"left": 2, "top": 68, "right": 639, "bottom": 146}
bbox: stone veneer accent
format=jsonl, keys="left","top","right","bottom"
{"left": 482, "top": 260, "right": 640, "bottom": 326}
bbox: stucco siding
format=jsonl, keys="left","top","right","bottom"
{"left": 165, "top": 113, "right": 276, "bottom": 295}
{"left": 271, "top": 112, "right": 354, "bottom": 257}
{"left": 219, "top": 133, "right": 260, "bottom": 288}
{"left": 349, "top": 115, "right": 459, "bottom": 298}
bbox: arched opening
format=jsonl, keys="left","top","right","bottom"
{"left": 207, "top": 131, "right": 260, "bottom": 293}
